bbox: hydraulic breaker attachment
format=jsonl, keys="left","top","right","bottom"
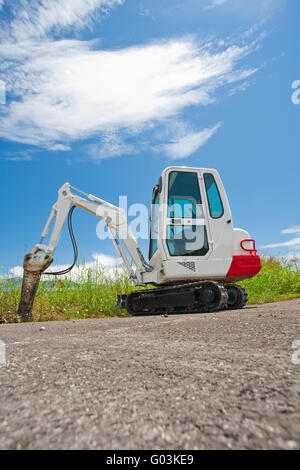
{"left": 17, "top": 252, "right": 53, "bottom": 321}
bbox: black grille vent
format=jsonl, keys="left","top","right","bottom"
{"left": 178, "top": 261, "right": 196, "bottom": 272}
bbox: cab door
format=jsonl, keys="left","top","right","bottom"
{"left": 199, "top": 170, "right": 233, "bottom": 267}
{"left": 164, "top": 169, "right": 211, "bottom": 260}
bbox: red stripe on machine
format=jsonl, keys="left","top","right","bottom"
{"left": 226, "top": 255, "right": 261, "bottom": 278}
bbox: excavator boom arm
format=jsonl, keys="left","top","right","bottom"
{"left": 17, "top": 182, "right": 151, "bottom": 320}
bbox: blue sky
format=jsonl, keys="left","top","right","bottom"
{"left": 0, "top": 0, "right": 300, "bottom": 277}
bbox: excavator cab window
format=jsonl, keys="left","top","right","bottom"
{"left": 166, "top": 171, "right": 208, "bottom": 257}
{"left": 149, "top": 185, "right": 160, "bottom": 260}
{"left": 168, "top": 171, "right": 203, "bottom": 219}
{"left": 204, "top": 173, "right": 224, "bottom": 219}
{"left": 167, "top": 225, "right": 209, "bottom": 257}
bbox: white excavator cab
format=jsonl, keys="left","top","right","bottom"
{"left": 144, "top": 166, "right": 259, "bottom": 286}
{"left": 149, "top": 166, "right": 232, "bottom": 264}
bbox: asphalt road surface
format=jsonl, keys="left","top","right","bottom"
{"left": 0, "top": 299, "right": 299, "bottom": 450}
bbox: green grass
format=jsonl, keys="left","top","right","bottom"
{"left": 239, "top": 257, "right": 300, "bottom": 305}
{"left": 0, "top": 267, "right": 140, "bottom": 323}
{"left": 0, "top": 257, "right": 299, "bottom": 323}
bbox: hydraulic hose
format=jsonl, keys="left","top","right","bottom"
{"left": 44, "top": 205, "right": 78, "bottom": 276}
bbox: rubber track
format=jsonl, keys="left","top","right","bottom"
{"left": 126, "top": 280, "right": 229, "bottom": 316}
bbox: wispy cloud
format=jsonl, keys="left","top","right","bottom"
{"left": 204, "top": 0, "right": 230, "bottom": 10}
{"left": 157, "top": 122, "right": 222, "bottom": 159}
{"left": 203, "top": 0, "right": 287, "bottom": 21}
{"left": 87, "top": 131, "right": 137, "bottom": 161}
{"left": 1, "top": 0, "right": 124, "bottom": 41}
{"left": 262, "top": 227, "right": 300, "bottom": 249}
{"left": 0, "top": 0, "right": 265, "bottom": 161}
{"left": 5, "top": 154, "right": 32, "bottom": 162}
{"left": 262, "top": 238, "right": 300, "bottom": 249}
{"left": 139, "top": 3, "right": 155, "bottom": 20}
{"left": 0, "top": 33, "right": 258, "bottom": 153}
{"left": 281, "top": 226, "right": 300, "bottom": 235}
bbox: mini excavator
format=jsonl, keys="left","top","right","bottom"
{"left": 17, "top": 167, "right": 261, "bottom": 320}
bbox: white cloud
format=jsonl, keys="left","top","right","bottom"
{"left": 0, "top": 36, "right": 258, "bottom": 152}
{"left": 5, "top": 154, "right": 32, "bottom": 161}
{"left": 281, "top": 226, "right": 300, "bottom": 235}
{"left": 205, "top": 0, "right": 284, "bottom": 11}
{"left": 8, "top": 266, "right": 23, "bottom": 278}
{"left": 91, "top": 252, "right": 122, "bottom": 266}
{"left": 262, "top": 238, "right": 300, "bottom": 249}
{"left": 159, "top": 123, "right": 222, "bottom": 159}
{"left": 203, "top": 0, "right": 287, "bottom": 21}
{"left": 262, "top": 227, "right": 300, "bottom": 249}
{"left": 1, "top": 0, "right": 124, "bottom": 41}
{"left": 228, "top": 78, "right": 255, "bottom": 96}
{"left": 88, "top": 131, "right": 136, "bottom": 161}
{"left": 9, "top": 252, "right": 124, "bottom": 281}
{"left": 204, "top": 0, "right": 230, "bottom": 10}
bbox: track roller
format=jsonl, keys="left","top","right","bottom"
{"left": 225, "top": 284, "right": 248, "bottom": 309}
